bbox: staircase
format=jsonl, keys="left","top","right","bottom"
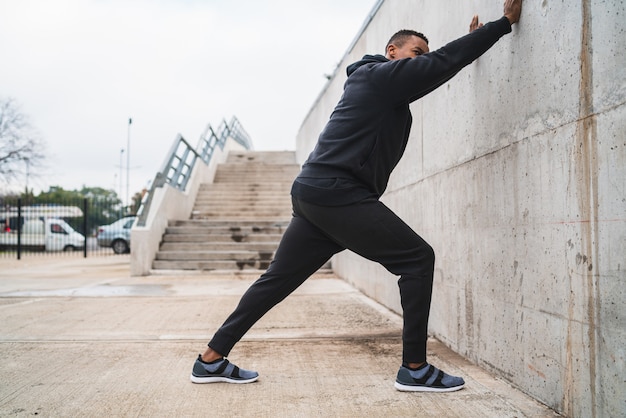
{"left": 152, "top": 151, "right": 300, "bottom": 272}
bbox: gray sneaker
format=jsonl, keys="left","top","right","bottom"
{"left": 190, "top": 355, "right": 259, "bottom": 384}
{"left": 395, "top": 363, "right": 464, "bottom": 392}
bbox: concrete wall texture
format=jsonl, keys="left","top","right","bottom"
{"left": 295, "top": 1, "right": 625, "bottom": 416}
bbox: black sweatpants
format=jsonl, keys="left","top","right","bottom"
{"left": 208, "top": 196, "right": 435, "bottom": 363}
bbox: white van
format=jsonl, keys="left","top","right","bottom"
{"left": 0, "top": 218, "right": 85, "bottom": 251}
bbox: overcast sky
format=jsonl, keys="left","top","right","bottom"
{"left": 0, "top": 0, "right": 377, "bottom": 200}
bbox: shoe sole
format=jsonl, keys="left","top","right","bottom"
{"left": 394, "top": 381, "right": 465, "bottom": 392}
{"left": 190, "top": 374, "right": 259, "bottom": 384}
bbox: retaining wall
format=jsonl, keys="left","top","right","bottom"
{"left": 295, "top": 1, "right": 625, "bottom": 416}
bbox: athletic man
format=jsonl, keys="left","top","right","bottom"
{"left": 191, "top": 0, "right": 523, "bottom": 392}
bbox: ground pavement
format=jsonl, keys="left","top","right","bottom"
{"left": 0, "top": 255, "right": 561, "bottom": 417}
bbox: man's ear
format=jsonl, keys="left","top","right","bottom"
{"left": 386, "top": 44, "right": 396, "bottom": 59}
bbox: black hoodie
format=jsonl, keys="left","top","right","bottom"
{"left": 292, "top": 17, "right": 512, "bottom": 206}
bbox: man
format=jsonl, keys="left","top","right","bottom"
{"left": 191, "top": 0, "right": 523, "bottom": 392}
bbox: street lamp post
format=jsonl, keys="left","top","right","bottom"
{"left": 126, "top": 118, "right": 132, "bottom": 212}
{"left": 24, "top": 158, "right": 30, "bottom": 193}
{"left": 119, "top": 148, "right": 124, "bottom": 214}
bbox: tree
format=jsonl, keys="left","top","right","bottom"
{"left": 79, "top": 186, "right": 124, "bottom": 223}
{"left": 130, "top": 189, "right": 146, "bottom": 215}
{"left": 0, "top": 98, "right": 45, "bottom": 183}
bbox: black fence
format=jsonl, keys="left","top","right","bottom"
{"left": 0, "top": 198, "right": 135, "bottom": 259}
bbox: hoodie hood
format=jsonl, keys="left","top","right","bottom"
{"left": 346, "top": 54, "right": 389, "bottom": 76}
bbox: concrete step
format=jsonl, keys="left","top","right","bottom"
{"left": 165, "top": 224, "right": 288, "bottom": 236}
{"left": 227, "top": 150, "right": 297, "bottom": 164}
{"left": 198, "top": 196, "right": 290, "bottom": 202}
{"left": 215, "top": 165, "right": 299, "bottom": 175}
{"left": 213, "top": 172, "right": 298, "bottom": 179}
{"left": 202, "top": 175, "right": 295, "bottom": 181}
{"left": 199, "top": 186, "right": 292, "bottom": 192}
{"left": 191, "top": 208, "right": 290, "bottom": 215}
{"left": 198, "top": 184, "right": 292, "bottom": 192}
{"left": 191, "top": 210, "right": 291, "bottom": 217}
{"left": 198, "top": 184, "right": 291, "bottom": 189}
{"left": 197, "top": 189, "right": 291, "bottom": 196}
{"left": 192, "top": 202, "right": 291, "bottom": 208}
{"left": 215, "top": 163, "right": 300, "bottom": 171}
{"left": 191, "top": 206, "right": 290, "bottom": 213}
{"left": 213, "top": 173, "right": 297, "bottom": 179}
{"left": 189, "top": 219, "right": 290, "bottom": 224}
{"left": 194, "top": 192, "right": 290, "bottom": 199}
{"left": 194, "top": 196, "right": 290, "bottom": 202}
{"left": 155, "top": 250, "right": 268, "bottom": 261}
{"left": 169, "top": 220, "right": 289, "bottom": 228}
{"left": 201, "top": 179, "right": 293, "bottom": 184}
{"left": 162, "top": 233, "right": 284, "bottom": 242}
{"left": 187, "top": 215, "right": 291, "bottom": 224}
{"left": 159, "top": 242, "right": 279, "bottom": 251}
{"left": 199, "top": 179, "right": 293, "bottom": 185}
{"left": 196, "top": 194, "right": 291, "bottom": 206}
{"left": 191, "top": 208, "right": 291, "bottom": 215}
{"left": 195, "top": 195, "right": 290, "bottom": 201}
{"left": 194, "top": 197, "right": 289, "bottom": 204}
{"left": 152, "top": 259, "right": 272, "bottom": 271}
{"left": 191, "top": 213, "right": 291, "bottom": 220}
{"left": 213, "top": 176, "right": 296, "bottom": 183}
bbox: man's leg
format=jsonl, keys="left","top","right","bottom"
{"left": 206, "top": 211, "right": 343, "bottom": 358}
{"left": 293, "top": 197, "right": 434, "bottom": 365}
{"left": 293, "top": 197, "right": 464, "bottom": 392}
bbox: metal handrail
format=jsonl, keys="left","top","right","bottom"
{"left": 228, "top": 116, "right": 253, "bottom": 150}
{"left": 136, "top": 116, "right": 252, "bottom": 227}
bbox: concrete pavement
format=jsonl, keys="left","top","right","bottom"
{"left": 0, "top": 255, "right": 560, "bottom": 417}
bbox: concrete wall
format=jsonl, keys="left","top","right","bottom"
{"left": 130, "top": 140, "right": 246, "bottom": 276}
{"left": 295, "top": 1, "right": 625, "bottom": 416}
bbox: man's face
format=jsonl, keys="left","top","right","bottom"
{"left": 387, "top": 36, "right": 429, "bottom": 60}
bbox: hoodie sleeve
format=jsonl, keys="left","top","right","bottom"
{"left": 379, "top": 16, "right": 512, "bottom": 104}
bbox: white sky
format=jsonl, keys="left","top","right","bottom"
{"left": 0, "top": 0, "right": 377, "bottom": 200}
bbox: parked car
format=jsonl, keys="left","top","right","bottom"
{"left": 96, "top": 216, "right": 136, "bottom": 254}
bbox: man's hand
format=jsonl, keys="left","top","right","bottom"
{"left": 469, "top": 15, "right": 483, "bottom": 33}
{"left": 503, "top": 0, "right": 523, "bottom": 25}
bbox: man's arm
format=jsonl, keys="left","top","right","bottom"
{"left": 380, "top": 0, "right": 524, "bottom": 103}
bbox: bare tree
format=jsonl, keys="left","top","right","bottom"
{"left": 0, "top": 98, "right": 45, "bottom": 183}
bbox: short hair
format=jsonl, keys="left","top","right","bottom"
{"left": 385, "top": 29, "right": 429, "bottom": 51}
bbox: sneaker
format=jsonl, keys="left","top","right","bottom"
{"left": 394, "top": 363, "right": 465, "bottom": 392}
{"left": 190, "top": 355, "right": 259, "bottom": 384}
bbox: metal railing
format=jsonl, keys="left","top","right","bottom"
{"left": 136, "top": 116, "right": 252, "bottom": 227}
